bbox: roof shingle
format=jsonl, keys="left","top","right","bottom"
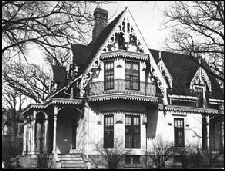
{"left": 72, "top": 8, "right": 127, "bottom": 76}
{"left": 149, "top": 49, "right": 223, "bottom": 99}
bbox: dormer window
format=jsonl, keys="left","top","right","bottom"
{"left": 194, "top": 85, "right": 205, "bottom": 108}
{"left": 104, "top": 61, "right": 114, "bottom": 90}
{"left": 125, "top": 61, "right": 139, "bottom": 90}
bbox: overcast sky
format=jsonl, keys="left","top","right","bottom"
{"left": 27, "top": 1, "right": 174, "bottom": 65}
{"left": 102, "top": 1, "right": 174, "bottom": 50}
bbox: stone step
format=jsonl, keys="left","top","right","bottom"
{"left": 62, "top": 167, "right": 88, "bottom": 169}
{"left": 58, "top": 154, "right": 87, "bottom": 168}
{"left": 61, "top": 163, "right": 87, "bottom": 168}
{"left": 59, "top": 158, "right": 83, "bottom": 161}
{"left": 61, "top": 160, "right": 86, "bottom": 164}
{"left": 171, "top": 162, "right": 182, "bottom": 168}
{"left": 58, "top": 155, "right": 82, "bottom": 158}
{"left": 62, "top": 166, "right": 87, "bottom": 169}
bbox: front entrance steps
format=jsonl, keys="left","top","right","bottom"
{"left": 58, "top": 154, "right": 88, "bottom": 169}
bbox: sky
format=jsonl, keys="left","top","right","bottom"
{"left": 27, "top": 1, "right": 174, "bottom": 65}
{"left": 101, "top": 1, "right": 174, "bottom": 50}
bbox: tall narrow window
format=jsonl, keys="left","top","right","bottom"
{"left": 174, "top": 118, "right": 185, "bottom": 147}
{"left": 104, "top": 115, "right": 114, "bottom": 148}
{"left": 104, "top": 61, "right": 114, "bottom": 90}
{"left": 202, "top": 116, "right": 207, "bottom": 150}
{"left": 195, "top": 87, "right": 204, "bottom": 107}
{"left": 125, "top": 115, "right": 140, "bottom": 148}
{"left": 125, "top": 61, "right": 139, "bottom": 90}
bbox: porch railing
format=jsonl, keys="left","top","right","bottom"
{"left": 88, "top": 79, "right": 156, "bottom": 97}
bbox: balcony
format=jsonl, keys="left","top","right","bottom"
{"left": 88, "top": 79, "right": 157, "bottom": 102}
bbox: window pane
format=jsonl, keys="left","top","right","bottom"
{"left": 134, "top": 117, "right": 139, "bottom": 126}
{"left": 133, "top": 134, "right": 140, "bottom": 148}
{"left": 125, "top": 62, "right": 131, "bottom": 70}
{"left": 125, "top": 116, "right": 131, "bottom": 125}
{"left": 133, "top": 82, "right": 139, "bottom": 90}
{"left": 125, "top": 134, "right": 132, "bottom": 148}
{"left": 133, "top": 63, "right": 138, "bottom": 71}
{"left": 125, "top": 75, "right": 131, "bottom": 81}
{"left": 133, "top": 156, "right": 140, "bottom": 164}
{"left": 133, "top": 64, "right": 139, "bottom": 76}
{"left": 125, "top": 155, "right": 131, "bottom": 164}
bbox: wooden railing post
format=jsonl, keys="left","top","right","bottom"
{"left": 88, "top": 79, "right": 156, "bottom": 97}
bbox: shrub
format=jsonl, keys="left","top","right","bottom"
{"left": 2, "top": 136, "right": 23, "bottom": 168}
{"left": 146, "top": 135, "right": 174, "bottom": 168}
{"left": 95, "top": 138, "right": 131, "bottom": 169}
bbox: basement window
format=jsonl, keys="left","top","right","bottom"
{"left": 125, "top": 155, "right": 141, "bottom": 165}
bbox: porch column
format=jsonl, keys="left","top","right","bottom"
{"left": 31, "top": 111, "right": 37, "bottom": 154}
{"left": 52, "top": 105, "right": 58, "bottom": 153}
{"left": 28, "top": 119, "right": 31, "bottom": 152}
{"left": 44, "top": 114, "right": 48, "bottom": 153}
{"left": 206, "top": 115, "right": 210, "bottom": 150}
{"left": 83, "top": 101, "right": 89, "bottom": 156}
{"left": 22, "top": 119, "right": 27, "bottom": 155}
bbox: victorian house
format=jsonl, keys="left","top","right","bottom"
{"left": 21, "top": 7, "right": 224, "bottom": 168}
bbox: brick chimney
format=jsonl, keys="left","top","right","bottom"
{"left": 92, "top": 7, "right": 108, "bottom": 42}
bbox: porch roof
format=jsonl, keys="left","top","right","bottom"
{"left": 158, "top": 104, "right": 224, "bottom": 115}
{"left": 22, "top": 98, "right": 83, "bottom": 115}
{"left": 88, "top": 94, "right": 158, "bottom": 103}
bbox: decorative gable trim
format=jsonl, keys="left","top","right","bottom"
{"left": 80, "top": 7, "right": 168, "bottom": 104}
{"left": 190, "top": 67, "right": 212, "bottom": 91}
{"left": 125, "top": 9, "right": 168, "bottom": 104}
{"left": 100, "top": 50, "right": 149, "bottom": 61}
{"left": 158, "top": 59, "right": 173, "bottom": 88}
{"left": 79, "top": 8, "right": 128, "bottom": 98}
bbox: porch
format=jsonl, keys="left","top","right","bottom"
{"left": 21, "top": 98, "right": 87, "bottom": 168}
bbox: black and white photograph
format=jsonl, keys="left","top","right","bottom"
{"left": 2, "top": 1, "right": 224, "bottom": 169}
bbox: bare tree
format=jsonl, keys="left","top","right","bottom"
{"left": 163, "top": 1, "right": 224, "bottom": 83}
{"left": 2, "top": 1, "right": 94, "bottom": 62}
{"left": 2, "top": 63, "right": 52, "bottom": 103}
{"left": 2, "top": 85, "right": 26, "bottom": 139}
{"left": 2, "top": 1, "right": 114, "bottom": 103}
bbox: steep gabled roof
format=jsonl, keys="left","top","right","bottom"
{"left": 200, "top": 60, "right": 224, "bottom": 99}
{"left": 149, "top": 49, "right": 224, "bottom": 99}
{"left": 44, "top": 8, "right": 127, "bottom": 101}
{"left": 72, "top": 8, "right": 127, "bottom": 76}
